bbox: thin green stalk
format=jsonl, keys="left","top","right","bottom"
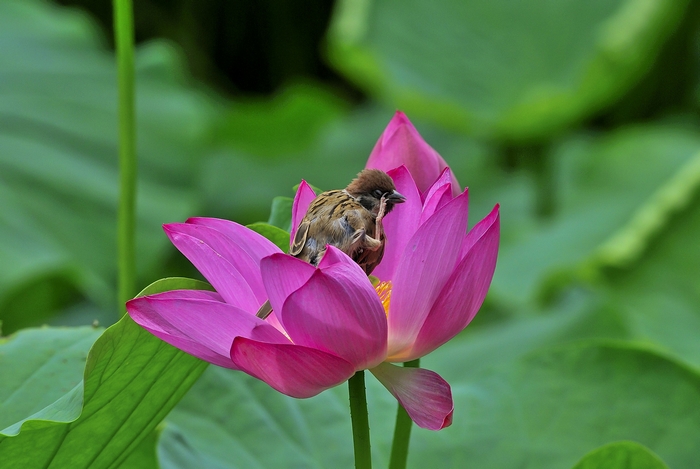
{"left": 388, "top": 359, "right": 420, "bottom": 469}
{"left": 348, "top": 371, "right": 372, "bottom": 469}
{"left": 114, "top": 0, "right": 137, "bottom": 313}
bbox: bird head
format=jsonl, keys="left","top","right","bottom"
{"left": 346, "top": 169, "right": 406, "bottom": 214}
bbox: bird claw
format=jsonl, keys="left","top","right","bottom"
{"left": 351, "top": 228, "right": 381, "bottom": 253}
{"left": 374, "top": 196, "right": 388, "bottom": 240}
{"left": 376, "top": 196, "right": 388, "bottom": 223}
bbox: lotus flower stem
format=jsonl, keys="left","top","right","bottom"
{"left": 114, "top": 0, "right": 137, "bottom": 313}
{"left": 348, "top": 370, "right": 372, "bottom": 469}
{"left": 388, "top": 358, "right": 420, "bottom": 469}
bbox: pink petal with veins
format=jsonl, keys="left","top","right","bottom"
{"left": 127, "top": 289, "right": 287, "bottom": 369}
{"left": 387, "top": 191, "right": 469, "bottom": 359}
{"left": 370, "top": 362, "right": 453, "bottom": 430}
{"left": 231, "top": 337, "right": 355, "bottom": 398}
{"left": 408, "top": 206, "right": 500, "bottom": 360}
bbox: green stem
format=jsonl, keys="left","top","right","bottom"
{"left": 388, "top": 359, "right": 420, "bottom": 469}
{"left": 114, "top": 0, "right": 137, "bottom": 313}
{"left": 348, "top": 371, "right": 372, "bottom": 469}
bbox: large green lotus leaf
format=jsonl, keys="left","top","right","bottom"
{"left": 0, "top": 0, "right": 218, "bottom": 329}
{"left": 327, "top": 0, "right": 690, "bottom": 141}
{"left": 602, "top": 165, "right": 700, "bottom": 368}
{"left": 0, "top": 326, "right": 102, "bottom": 432}
{"left": 0, "top": 278, "right": 209, "bottom": 468}
{"left": 571, "top": 441, "right": 669, "bottom": 469}
{"left": 116, "top": 427, "right": 161, "bottom": 469}
{"left": 160, "top": 366, "right": 356, "bottom": 469}
{"left": 493, "top": 123, "right": 700, "bottom": 307}
{"left": 412, "top": 341, "right": 700, "bottom": 468}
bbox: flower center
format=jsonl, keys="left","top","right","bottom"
{"left": 375, "top": 280, "right": 392, "bottom": 317}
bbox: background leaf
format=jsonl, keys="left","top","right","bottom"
{"left": 571, "top": 441, "right": 670, "bottom": 469}
{"left": 493, "top": 123, "right": 700, "bottom": 308}
{"left": 0, "top": 0, "right": 218, "bottom": 332}
{"left": 603, "top": 173, "right": 700, "bottom": 368}
{"left": 413, "top": 341, "right": 700, "bottom": 468}
{"left": 0, "top": 327, "right": 102, "bottom": 432}
{"left": 266, "top": 197, "right": 294, "bottom": 232}
{"left": 246, "top": 223, "right": 291, "bottom": 252}
{"left": 327, "top": 0, "right": 692, "bottom": 141}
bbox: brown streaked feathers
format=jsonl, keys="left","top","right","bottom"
{"left": 256, "top": 169, "right": 405, "bottom": 319}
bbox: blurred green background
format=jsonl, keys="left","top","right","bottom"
{"left": 2, "top": 0, "right": 700, "bottom": 467}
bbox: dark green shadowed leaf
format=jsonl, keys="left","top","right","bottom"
{"left": 571, "top": 441, "right": 669, "bottom": 469}
{"left": 327, "top": 0, "right": 691, "bottom": 141}
{"left": 0, "top": 277, "right": 210, "bottom": 468}
{"left": 213, "top": 83, "right": 348, "bottom": 158}
{"left": 247, "top": 222, "right": 291, "bottom": 252}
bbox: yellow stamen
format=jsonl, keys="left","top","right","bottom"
{"left": 375, "top": 281, "right": 392, "bottom": 317}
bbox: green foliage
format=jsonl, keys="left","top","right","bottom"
{"left": 494, "top": 124, "right": 700, "bottom": 307}
{"left": 572, "top": 441, "right": 669, "bottom": 469}
{"left": 246, "top": 222, "right": 291, "bottom": 252}
{"left": 3, "top": 0, "right": 700, "bottom": 467}
{"left": 0, "top": 278, "right": 209, "bottom": 468}
{"left": 0, "top": 0, "right": 217, "bottom": 331}
{"left": 214, "top": 84, "right": 349, "bottom": 157}
{"left": 266, "top": 197, "right": 294, "bottom": 232}
{"left": 0, "top": 327, "right": 102, "bottom": 431}
{"left": 419, "top": 341, "right": 700, "bottom": 468}
{"left": 327, "top": 0, "right": 692, "bottom": 141}
{"left": 117, "top": 428, "right": 163, "bottom": 469}
{"left": 605, "top": 176, "right": 700, "bottom": 368}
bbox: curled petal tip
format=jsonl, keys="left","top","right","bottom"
{"left": 370, "top": 363, "right": 453, "bottom": 431}
{"left": 440, "top": 409, "right": 454, "bottom": 429}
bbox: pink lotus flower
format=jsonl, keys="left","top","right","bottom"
{"left": 126, "top": 113, "right": 499, "bottom": 431}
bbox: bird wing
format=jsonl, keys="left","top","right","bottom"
{"left": 290, "top": 191, "right": 378, "bottom": 267}
{"left": 290, "top": 220, "right": 310, "bottom": 256}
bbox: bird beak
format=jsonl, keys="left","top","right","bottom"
{"left": 387, "top": 190, "right": 406, "bottom": 204}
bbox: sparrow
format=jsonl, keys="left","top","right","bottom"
{"left": 256, "top": 169, "right": 406, "bottom": 319}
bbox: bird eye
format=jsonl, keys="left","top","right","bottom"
{"left": 373, "top": 189, "right": 383, "bottom": 198}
